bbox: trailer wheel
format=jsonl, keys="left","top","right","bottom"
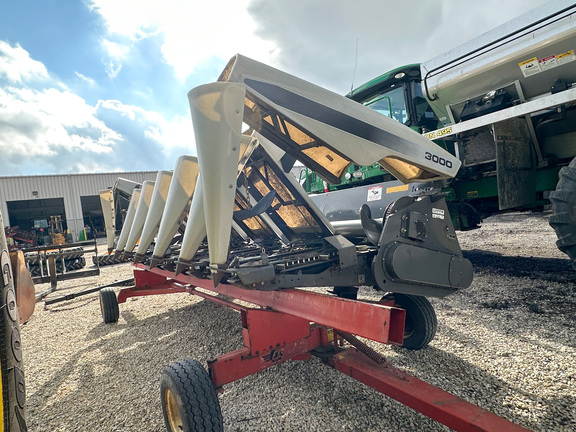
{"left": 550, "top": 157, "right": 576, "bottom": 269}
{"left": 99, "top": 287, "right": 119, "bottom": 324}
{"left": 384, "top": 293, "right": 437, "bottom": 350}
{"left": 160, "top": 359, "right": 223, "bottom": 432}
{"left": 0, "top": 213, "right": 27, "bottom": 431}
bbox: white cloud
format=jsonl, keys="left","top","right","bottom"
{"left": 74, "top": 71, "right": 96, "bottom": 87}
{"left": 0, "top": 85, "right": 118, "bottom": 160}
{"left": 104, "top": 61, "right": 122, "bottom": 79}
{"left": 0, "top": 41, "right": 49, "bottom": 84}
{"left": 0, "top": 43, "right": 196, "bottom": 175}
{"left": 87, "top": 0, "right": 551, "bottom": 92}
{"left": 152, "top": 114, "right": 195, "bottom": 155}
{"left": 89, "top": 0, "right": 277, "bottom": 80}
{"left": 99, "top": 37, "right": 131, "bottom": 78}
{"left": 245, "top": 0, "right": 552, "bottom": 93}
{"left": 95, "top": 99, "right": 196, "bottom": 159}
{"left": 102, "top": 38, "right": 130, "bottom": 60}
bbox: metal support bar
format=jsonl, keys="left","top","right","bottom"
{"left": 22, "top": 240, "right": 97, "bottom": 253}
{"left": 44, "top": 278, "right": 135, "bottom": 305}
{"left": 117, "top": 283, "right": 187, "bottom": 304}
{"left": 32, "top": 269, "right": 100, "bottom": 285}
{"left": 28, "top": 239, "right": 100, "bottom": 285}
{"left": 329, "top": 348, "right": 530, "bottom": 432}
{"left": 35, "top": 257, "right": 58, "bottom": 301}
{"left": 424, "top": 86, "right": 576, "bottom": 139}
{"left": 133, "top": 264, "right": 405, "bottom": 345}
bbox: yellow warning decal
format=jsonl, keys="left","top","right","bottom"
{"left": 518, "top": 57, "right": 541, "bottom": 77}
{"left": 386, "top": 184, "right": 409, "bottom": 194}
{"left": 423, "top": 126, "right": 452, "bottom": 140}
{"left": 518, "top": 57, "right": 538, "bottom": 67}
{"left": 557, "top": 49, "right": 576, "bottom": 65}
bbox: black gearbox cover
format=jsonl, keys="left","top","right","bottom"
{"left": 372, "top": 195, "right": 473, "bottom": 297}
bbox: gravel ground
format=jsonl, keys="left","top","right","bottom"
{"left": 21, "top": 211, "right": 576, "bottom": 431}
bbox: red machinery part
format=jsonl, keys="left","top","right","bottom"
{"left": 118, "top": 266, "right": 530, "bottom": 432}
{"left": 129, "top": 265, "right": 405, "bottom": 345}
{"left": 331, "top": 349, "right": 529, "bottom": 432}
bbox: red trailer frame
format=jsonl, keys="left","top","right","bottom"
{"left": 115, "top": 265, "right": 530, "bottom": 432}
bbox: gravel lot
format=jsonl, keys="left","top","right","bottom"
{"left": 21, "top": 211, "right": 576, "bottom": 431}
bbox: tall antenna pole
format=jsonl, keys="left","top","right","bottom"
{"left": 351, "top": 37, "right": 359, "bottom": 93}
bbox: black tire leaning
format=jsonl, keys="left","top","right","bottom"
{"left": 160, "top": 359, "right": 223, "bottom": 432}
{"left": 549, "top": 157, "right": 576, "bottom": 269}
{"left": 390, "top": 293, "right": 437, "bottom": 350}
{"left": 0, "top": 211, "right": 27, "bottom": 431}
{"left": 99, "top": 287, "right": 119, "bottom": 324}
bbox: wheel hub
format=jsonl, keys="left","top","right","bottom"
{"left": 164, "top": 388, "right": 184, "bottom": 431}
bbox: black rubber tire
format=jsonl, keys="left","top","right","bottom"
{"left": 390, "top": 293, "right": 437, "bottom": 350}
{"left": 0, "top": 213, "right": 27, "bottom": 431}
{"left": 160, "top": 359, "right": 223, "bottom": 432}
{"left": 549, "top": 157, "right": 576, "bottom": 269}
{"left": 99, "top": 287, "right": 119, "bottom": 324}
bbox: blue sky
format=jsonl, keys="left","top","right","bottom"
{"left": 0, "top": 0, "right": 550, "bottom": 176}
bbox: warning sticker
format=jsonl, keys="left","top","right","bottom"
{"left": 432, "top": 208, "right": 445, "bottom": 220}
{"left": 386, "top": 184, "right": 409, "bottom": 194}
{"left": 557, "top": 49, "right": 576, "bottom": 65}
{"left": 367, "top": 185, "right": 382, "bottom": 202}
{"left": 539, "top": 55, "right": 558, "bottom": 71}
{"left": 518, "top": 57, "right": 541, "bottom": 77}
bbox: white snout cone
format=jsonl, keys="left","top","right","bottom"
{"left": 152, "top": 155, "right": 199, "bottom": 260}
{"left": 188, "top": 82, "right": 245, "bottom": 267}
{"left": 135, "top": 170, "right": 173, "bottom": 257}
{"left": 124, "top": 180, "right": 155, "bottom": 253}
{"left": 177, "top": 176, "right": 206, "bottom": 264}
{"left": 99, "top": 188, "right": 115, "bottom": 252}
{"left": 115, "top": 188, "right": 141, "bottom": 253}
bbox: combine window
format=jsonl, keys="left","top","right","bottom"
{"left": 360, "top": 81, "right": 440, "bottom": 132}
{"left": 363, "top": 86, "right": 408, "bottom": 124}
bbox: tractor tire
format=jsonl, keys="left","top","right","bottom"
{"left": 386, "top": 293, "right": 437, "bottom": 350}
{"left": 160, "top": 359, "right": 223, "bottom": 432}
{"left": 0, "top": 212, "right": 27, "bottom": 431}
{"left": 93, "top": 253, "right": 129, "bottom": 267}
{"left": 549, "top": 157, "right": 576, "bottom": 269}
{"left": 99, "top": 287, "right": 119, "bottom": 324}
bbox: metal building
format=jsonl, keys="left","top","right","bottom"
{"left": 0, "top": 171, "right": 158, "bottom": 243}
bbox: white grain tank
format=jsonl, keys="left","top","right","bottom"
{"left": 422, "top": 0, "right": 576, "bottom": 124}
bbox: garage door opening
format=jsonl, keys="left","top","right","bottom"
{"left": 7, "top": 198, "right": 67, "bottom": 245}
{"left": 80, "top": 195, "right": 105, "bottom": 239}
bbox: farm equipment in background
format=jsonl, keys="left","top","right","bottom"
{"left": 302, "top": 0, "right": 576, "bottom": 267}
{"left": 92, "top": 48, "right": 535, "bottom": 431}
{"left": 3, "top": 226, "right": 36, "bottom": 250}
{"left": 22, "top": 240, "right": 100, "bottom": 301}
{"left": 5, "top": 215, "right": 71, "bottom": 250}
{"left": 92, "top": 178, "right": 140, "bottom": 267}
{"left": 47, "top": 215, "right": 66, "bottom": 245}
{"left": 22, "top": 214, "right": 96, "bottom": 283}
